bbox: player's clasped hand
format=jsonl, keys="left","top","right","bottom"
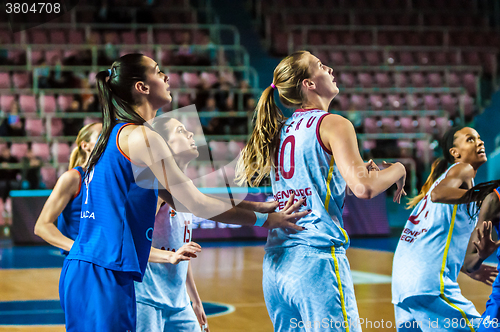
{"left": 170, "top": 242, "right": 202, "bottom": 264}
{"left": 382, "top": 161, "right": 407, "bottom": 204}
{"left": 264, "top": 193, "right": 311, "bottom": 231}
{"left": 474, "top": 221, "right": 500, "bottom": 260}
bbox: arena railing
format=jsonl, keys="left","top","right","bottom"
{"left": 283, "top": 25, "right": 500, "bottom": 52}
{"left": 1, "top": 23, "right": 241, "bottom": 47}
{"left": 0, "top": 44, "right": 251, "bottom": 74}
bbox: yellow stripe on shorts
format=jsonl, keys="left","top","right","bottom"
{"left": 439, "top": 204, "right": 475, "bottom": 332}
{"left": 332, "top": 247, "right": 350, "bottom": 332}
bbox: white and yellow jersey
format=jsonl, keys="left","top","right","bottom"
{"left": 392, "top": 163, "right": 477, "bottom": 304}
{"left": 267, "top": 109, "right": 348, "bottom": 250}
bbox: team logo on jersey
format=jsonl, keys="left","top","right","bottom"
{"left": 170, "top": 209, "right": 177, "bottom": 217}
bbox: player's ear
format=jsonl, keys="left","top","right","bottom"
{"left": 449, "top": 147, "right": 460, "bottom": 160}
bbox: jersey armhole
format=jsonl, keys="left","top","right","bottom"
{"left": 494, "top": 188, "right": 500, "bottom": 201}
{"left": 316, "top": 113, "right": 333, "bottom": 155}
{"left": 116, "top": 123, "right": 148, "bottom": 167}
{"left": 68, "top": 168, "right": 82, "bottom": 199}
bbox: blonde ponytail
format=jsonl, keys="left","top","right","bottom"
{"left": 68, "top": 122, "right": 100, "bottom": 170}
{"left": 235, "top": 50, "right": 311, "bottom": 187}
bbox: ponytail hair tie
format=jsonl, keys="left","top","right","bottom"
{"left": 270, "top": 83, "right": 276, "bottom": 89}
{"left": 108, "top": 69, "right": 112, "bottom": 77}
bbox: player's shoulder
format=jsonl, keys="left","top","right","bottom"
{"left": 447, "top": 162, "right": 475, "bottom": 179}
{"left": 320, "top": 113, "right": 352, "bottom": 126}
{"left": 55, "top": 169, "right": 81, "bottom": 193}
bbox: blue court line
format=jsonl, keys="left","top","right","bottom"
{"left": 9, "top": 187, "right": 273, "bottom": 197}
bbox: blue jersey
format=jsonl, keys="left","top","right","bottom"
{"left": 268, "top": 109, "right": 347, "bottom": 250}
{"left": 67, "top": 123, "right": 158, "bottom": 281}
{"left": 493, "top": 187, "right": 500, "bottom": 285}
{"left": 57, "top": 166, "right": 84, "bottom": 255}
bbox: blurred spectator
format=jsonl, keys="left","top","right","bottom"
{"left": 199, "top": 97, "right": 221, "bottom": 135}
{"left": 194, "top": 78, "right": 212, "bottom": 112}
{"left": 0, "top": 37, "right": 8, "bottom": 65}
{"left": 21, "top": 147, "right": 41, "bottom": 189}
{"left": 62, "top": 96, "right": 84, "bottom": 136}
{"left": 244, "top": 97, "right": 256, "bottom": 113}
{"left": 0, "top": 146, "right": 21, "bottom": 201}
{"left": 224, "top": 97, "right": 247, "bottom": 135}
{"left": 48, "top": 56, "right": 66, "bottom": 88}
{"left": 0, "top": 101, "right": 26, "bottom": 137}
{"left": 174, "top": 32, "right": 194, "bottom": 65}
{"left": 196, "top": 33, "right": 217, "bottom": 66}
{"left": 234, "top": 80, "right": 253, "bottom": 111}
{"left": 214, "top": 76, "right": 232, "bottom": 111}
{"left": 34, "top": 59, "right": 51, "bottom": 88}
{"left": 104, "top": 35, "right": 119, "bottom": 65}
{"left": 96, "top": 0, "right": 110, "bottom": 23}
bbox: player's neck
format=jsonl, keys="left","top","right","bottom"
{"left": 134, "top": 103, "right": 156, "bottom": 121}
{"left": 301, "top": 95, "right": 330, "bottom": 112}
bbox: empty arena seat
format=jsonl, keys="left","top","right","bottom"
{"left": 121, "top": 31, "right": 137, "bottom": 45}
{"left": 167, "top": 72, "right": 181, "bottom": 89}
{"left": 49, "top": 30, "right": 66, "bottom": 44}
{"left": 427, "top": 72, "right": 443, "bottom": 88}
{"left": 0, "top": 95, "right": 15, "bottom": 111}
{"left": 347, "top": 52, "right": 363, "bottom": 66}
{"left": 50, "top": 118, "right": 64, "bottom": 136}
{"left": 339, "top": 73, "right": 355, "bottom": 88}
{"left": 40, "top": 167, "right": 57, "bottom": 189}
{"left": 328, "top": 51, "right": 346, "bottom": 66}
{"left": 25, "top": 118, "right": 44, "bottom": 136}
{"left": 68, "top": 30, "right": 84, "bottom": 44}
{"left": 357, "top": 73, "right": 373, "bottom": 88}
{"left": 375, "top": 72, "right": 391, "bottom": 88}
{"left": 12, "top": 72, "right": 30, "bottom": 89}
{"left": 209, "top": 141, "right": 229, "bottom": 160}
{"left": 369, "top": 95, "right": 384, "bottom": 110}
{"left": 57, "top": 95, "right": 74, "bottom": 112}
{"left": 0, "top": 72, "right": 11, "bottom": 89}
{"left": 10, "top": 143, "right": 28, "bottom": 160}
{"left": 52, "top": 142, "right": 71, "bottom": 163}
{"left": 182, "top": 72, "right": 200, "bottom": 88}
{"left": 32, "top": 143, "right": 50, "bottom": 162}
{"left": 19, "top": 95, "right": 37, "bottom": 113}
{"left": 29, "top": 30, "right": 48, "bottom": 44}
{"left": 39, "top": 95, "right": 57, "bottom": 114}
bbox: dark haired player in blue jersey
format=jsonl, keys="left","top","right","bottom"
{"left": 59, "top": 54, "right": 309, "bottom": 332}
{"left": 34, "top": 122, "right": 101, "bottom": 254}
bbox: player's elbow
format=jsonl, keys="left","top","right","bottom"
{"left": 350, "top": 182, "right": 373, "bottom": 199}
{"left": 430, "top": 189, "right": 441, "bottom": 203}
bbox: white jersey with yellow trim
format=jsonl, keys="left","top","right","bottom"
{"left": 267, "top": 109, "right": 347, "bottom": 250}
{"left": 392, "top": 163, "right": 477, "bottom": 304}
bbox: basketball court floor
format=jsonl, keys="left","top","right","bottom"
{"left": 0, "top": 237, "right": 495, "bottom": 332}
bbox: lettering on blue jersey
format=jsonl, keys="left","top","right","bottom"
{"left": 146, "top": 227, "right": 153, "bottom": 241}
{"left": 286, "top": 121, "right": 295, "bottom": 133}
{"left": 80, "top": 211, "right": 95, "bottom": 219}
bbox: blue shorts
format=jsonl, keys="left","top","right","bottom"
{"left": 263, "top": 245, "right": 361, "bottom": 332}
{"left": 59, "top": 259, "right": 137, "bottom": 332}
{"left": 477, "top": 293, "right": 500, "bottom": 331}
{"left": 394, "top": 294, "right": 480, "bottom": 332}
{"left": 136, "top": 301, "right": 201, "bottom": 332}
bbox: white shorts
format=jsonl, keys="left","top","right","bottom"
{"left": 136, "top": 301, "right": 201, "bottom": 332}
{"left": 394, "top": 294, "right": 480, "bottom": 332}
{"left": 263, "top": 245, "right": 362, "bottom": 332}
